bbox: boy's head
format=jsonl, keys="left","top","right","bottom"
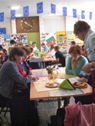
{"left": 32, "top": 42, "right": 36, "bottom": 48}
{"left": 54, "top": 46, "right": 59, "bottom": 52}
{"left": 10, "top": 40, "right": 16, "bottom": 46}
{"left": 41, "top": 43, "right": 45, "bottom": 48}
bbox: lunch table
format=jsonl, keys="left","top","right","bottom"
{"left": 30, "top": 68, "right": 92, "bottom": 108}
{"left": 29, "top": 57, "right": 55, "bottom": 68}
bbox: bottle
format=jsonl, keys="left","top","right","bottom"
{"left": 36, "top": 49, "right": 39, "bottom": 57}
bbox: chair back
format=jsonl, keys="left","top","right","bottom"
{"left": 92, "top": 70, "right": 95, "bottom": 103}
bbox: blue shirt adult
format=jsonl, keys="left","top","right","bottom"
{"left": 84, "top": 29, "right": 95, "bottom": 62}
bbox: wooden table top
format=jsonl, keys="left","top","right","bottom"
{"left": 29, "top": 57, "right": 55, "bottom": 63}
{"left": 30, "top": 69, "right": 92, "bottom": 100}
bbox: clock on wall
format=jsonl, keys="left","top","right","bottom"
{"left": 16, "top": 17, "right": 39, "bottom": 33}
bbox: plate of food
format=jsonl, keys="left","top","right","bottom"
{"left": 45, "top": 82, "right": 59, "bottom": 88}
{"left": 72, "top": 82, "right": 88, "bottom": 88}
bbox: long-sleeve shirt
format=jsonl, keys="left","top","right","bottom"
{"left": 84, "top": 29, "right": 95, "bottom": 62}
{"left": 65, "top": 55, "right": 89, "bottom": 78}
{"left": 16, "top": 61, "right": 32, "bottom": 77}
{"left": 0, "top": 60, "right": 32, "bottom": 99}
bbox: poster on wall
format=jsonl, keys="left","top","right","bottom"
{"left": 4, "top": 34, "right": 11, "bottom": 42}
{"left": 67, "top": 31, "right": 83, "bottom": 52}
{"left": 56, "top": 31, "right": 67, "bottom": 49}
{"left": 40, "top": 32, "right": 57, "bottom": 47}
{"left": 67, "top": 32, "right": 83, "bottom": 45}
{"left": 11, "top": 33, "right": 28, "bottom": 44}
{"left": 0, "top": 34, "right": 4, "bottom": 45}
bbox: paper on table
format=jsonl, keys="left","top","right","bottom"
{"left": 34, "top": 77, "right": 48, "bottom": 82}
{"left": 69, "top": 77, "right": 78, "bottom": 84}
{"left": 33, "top": 80, "right": 59, "bottom": 92}
{"left": 56, "top": 77, "right": 78, "bottom": 84}
{"left": 32, "top": 71, "right": 48, "bottom": 77}
{"left": 55, "top": 67, "right": 75, "bottom": 79}
{"left": 49, "top": 88, "right": 85, "bottom": 97}
{"left": 56, "top": 79, "right": 65, "bottom": 83}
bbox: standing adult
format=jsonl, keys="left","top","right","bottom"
{"left": 73, "top": 20, "right": 95, "bottom": 62}
{"left": 72, "top": 21, "right": 94, "bottom": 104}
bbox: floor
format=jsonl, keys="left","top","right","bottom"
{"left": 37, "top": 97, "right": 75, "bottom": 126}
{"left": 0, "top": 97, "right": 75, "bottom": 126}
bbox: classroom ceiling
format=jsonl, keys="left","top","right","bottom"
{"left": 0, "top": 0, "right": 95, "bottom": 18}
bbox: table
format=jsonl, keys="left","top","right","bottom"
{"left": 30, "top": 68, "right": 92, "bottom": 107}
{"left": 29, "top": 57, "right": 55, "bottom": 63}
{"left": 29, "top": 57, "right": 55, "bottom": 68}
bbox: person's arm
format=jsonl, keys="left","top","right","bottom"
{"left": 52, "top": 58, "right": 59, "bottom": 63}
{"left": 65, "top": 56, "right": 73, "bottom": 75}
{"left": 8, "top": 62, "right": 33, "bottom": 84}
{"left": 87, "top": 37, "right": 95, "bottom": 61}
{"left": 72, "top": 59, "right": 86, "bottom": 76}
{"left": 82, "top": 62, "right": 95, "bottom": 73}
{"left": 52, "top": 52, "right": 59, "bottom": 63}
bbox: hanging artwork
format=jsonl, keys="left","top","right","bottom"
{"left": 56, "top": 31, "right": 67, "bottom": 49}
{"left": 40, "top": 32, "right": 56, "bottom": 47}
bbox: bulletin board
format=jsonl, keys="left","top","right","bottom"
{"left": 11, "top": 33, "right": 27, "bottom": 44}
{"left": 0, "top": 34, "right": 4, "bottom": 44}
{"left": 67, "top": 32, "right": 83, "bottom": 46}
{"left": 56, "top": 31, "right": 67, "bottom": 49}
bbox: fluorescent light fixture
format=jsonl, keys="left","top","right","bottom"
{"left": 15, "top": 14, "right": 22, "bottom": 17}
{"left": 11, "top": 5, "right": 20, "bottom": 10}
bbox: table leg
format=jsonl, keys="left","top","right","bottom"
{"left": 58, "top": 98, "right": 61, "bottom": 108}
{"left": 64, "top": 97, "right": 70, "bottom": 107}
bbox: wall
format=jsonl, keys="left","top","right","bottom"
{"left": 39, "top": 15, "right": 66, "bottom": 48}
{"left": 27, "top": 32, "right": 40, "bottom": 50}
{"left": 0, "top": 16, "right": 66, "bottom": 50}
{"left": 0, "top": 18, "right": 12, "bottom": 34}
{"left": 39, "top": 15, "right": 65, "bottom": 33}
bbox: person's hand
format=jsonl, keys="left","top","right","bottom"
{"left": 31, "top": 75, "right": 39, "bottom": 81}
{"left": 51, "top": 60, "right": 54, "bottom": 63}
{"left": 82, "top": 63, "right": 91, "bottom": 73}
{"left": 29, "top": 70, "right": 32, "bottom": 75}
{"left": 77, "top": 77, "right": 88, "bottom": 83}
{"left": 72, "top": 57, "right": 76, "bottom": 62}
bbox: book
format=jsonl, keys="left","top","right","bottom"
{"left": 58, "top": 78, "right": 76, "bottom": 90}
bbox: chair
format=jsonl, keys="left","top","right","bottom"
{"left": 0, "top": 95, "right": 10, "bottom": 118}
{"left": 92, "top": 69, "right": 95, "bottom": 103}
{"left": 64, "top": 102, "right": 95, "bottom": 126}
